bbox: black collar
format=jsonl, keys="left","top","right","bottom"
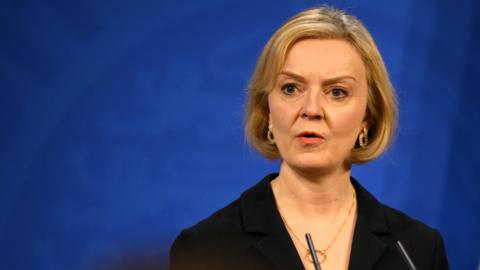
{"left": 239, "top": 173, "right": 391, "bottom": 270}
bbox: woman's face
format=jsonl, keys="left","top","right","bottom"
{"left": 268, "top": 38, "right": 368, "bottom": 174}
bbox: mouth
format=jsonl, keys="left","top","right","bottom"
{"left": 296, "top": 131, "right": 324, "bottom": 144}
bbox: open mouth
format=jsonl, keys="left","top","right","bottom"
{"left": 297, "top": 131, "right": 324, "bottom": 144}
{"left": 297, "top": 131, "right": 323, "bottom": 139}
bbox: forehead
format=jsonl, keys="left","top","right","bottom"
{"left": 281, "top": 38, "right": 366, "bottom": 79}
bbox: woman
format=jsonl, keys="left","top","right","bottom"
{"left": 170, "top": 6, "right": 449, "bottom": 270}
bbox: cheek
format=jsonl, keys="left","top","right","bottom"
{"left": 268, "top": 94, "right": 297, "bottom": 132}
{"left": 329, "top": 103, "right": 366, "bottom": 137}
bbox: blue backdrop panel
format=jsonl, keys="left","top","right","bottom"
{"left": 0, "top": 0, "right": 479, "bottom": 269}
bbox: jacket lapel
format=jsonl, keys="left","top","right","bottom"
{"left": 348, "top": 178, "right": 390, "bottom": 270}
{"left": 348, "top": 211, "right": 387, "bottom": 270}
{"left": 239, "top": 175, "right": 391, "bottom": 270}
{"left": 254, "top": 232, "right": 304, "bottom": 270}
{"left": 240, "top": 174, "right": 304, "bottom": 270}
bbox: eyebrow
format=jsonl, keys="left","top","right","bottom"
{"left": 278, "top": 70, "right": 357, "bottom": 84}
{"left": 278, "top": 71, "right": 307, "bottom": 83}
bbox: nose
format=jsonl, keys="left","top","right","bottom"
{"left": 300, "top": 89, "right": 324, "bottom": 120}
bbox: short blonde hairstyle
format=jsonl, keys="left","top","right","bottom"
{"left": 245, "top": 6, "right": 398, "bottom": 163}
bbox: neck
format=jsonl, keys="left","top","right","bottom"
{"left": 272, "top": 162, "right": 353, "bottom": 218}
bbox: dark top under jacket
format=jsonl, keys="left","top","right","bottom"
{"left": 169, "top": 174, "right": 449, "bottom": 270}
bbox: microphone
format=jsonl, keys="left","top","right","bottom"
{"left": 305, "top": 233, "right": 322, "bottom": 270}
{"left": 395, "top": 241, "right": 418, "bottom": 270}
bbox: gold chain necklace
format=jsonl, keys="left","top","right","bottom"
{"left": 276, "top": 187, "right": 356, "bottom": 264}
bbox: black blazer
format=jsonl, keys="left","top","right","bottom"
{"left": 170, "top": 174, "right": 449, "bottom": 270}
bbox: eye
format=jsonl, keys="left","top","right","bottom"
{"left": 329, "top": 88, "right": 347, "bottom": 98}
{"left": 280, "top": 83, "right": 299, "bottom": 95}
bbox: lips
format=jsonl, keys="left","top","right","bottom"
{"left": 297, "top": 131, "right": 324, "bottom": 144}
{"left": 297, "top": 131, "right": 324, "bottom": 139}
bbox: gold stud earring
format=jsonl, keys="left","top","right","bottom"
{"left": 358, "top": 127, "right": 369, "bottom": 148}
{"left": 267, "top": 124, "right": 275, "bottom": 145}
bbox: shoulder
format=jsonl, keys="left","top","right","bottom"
{"left": 169, "top": 197, "right": 271, "bottom": 270}
{"left": 352, "top": 177, "right": 441, "bottom": 240}
{"left": 380, "top": 202, "right": 438, "bottom": 240}
{"left": 169, "top": 174, "right": 277, "bottom": 269}
{"left": 352, "top": 177, "right": 449, "bottom": 269}
{"left": 379, "top": 202, "right": 445, "bottom": 253}
{"left": 169, "top": 198, "right": 242, "bottom": 269}
{"left": 171, "top": 196, "right": 243, "bottom": 248}
{"left": 381, "top": 203, "right": 449, "bottom": 269}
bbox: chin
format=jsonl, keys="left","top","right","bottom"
{"left": 288, "top": 155, "right": 336, "bottom": 174}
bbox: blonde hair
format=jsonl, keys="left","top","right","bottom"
{"left": 245, "top": 6, "right": 397, "bottom": 163}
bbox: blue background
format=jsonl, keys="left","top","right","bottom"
{"left": 0, "top": 0, "right": 479, "bottom": 269}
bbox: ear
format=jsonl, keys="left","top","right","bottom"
{"left": 361, "top": 109, "right": 370, "bottom": 130}
{"left": 362, "top": 106, "right": 370, "bottom": 130}
{"left": 361, "top": 120, "right": 369, "bottom": 130}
